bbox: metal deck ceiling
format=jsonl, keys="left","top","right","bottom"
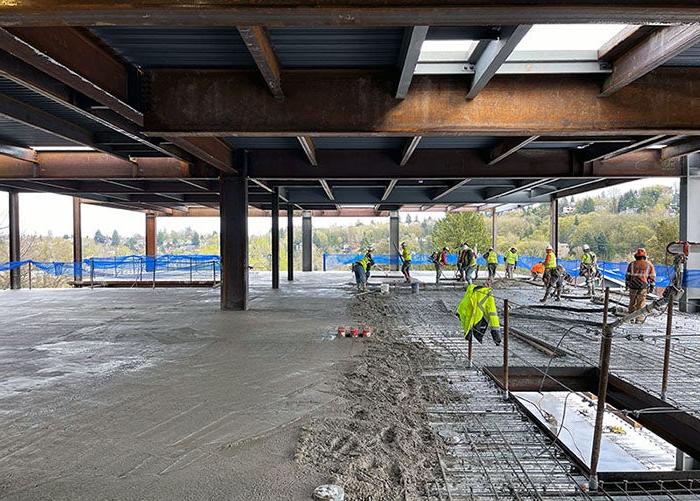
{"left": 224, "top": 137, "right": 300, "bottom": 149}
{"left": 664, "top": 41, "right": 700, "bottom": 66}
{"left": 0, "top": 115, "right": 77, "bottom": 147}
{"left": 418, "top": 136, "right": 499, "bottom": 149}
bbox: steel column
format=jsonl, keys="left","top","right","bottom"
{"left": 145, "top": 213, "right": 157, "bottom": 257}
{"left": 550, "top": 198, "right": 559, "bottom": 255}
{"left": 271, "top": 186, "right": 280, "bottom": 289}
{"left": 390, "top": 210, "right": 400, "bottom": 271}
{"left": 8, "top": 190, "right": 20, "bottom": 289}
{"left": 302, "top": 210, "right": 312, "bottom": 272}
{"left": 72, "top": 197, "right": 82, "bottom": 284}
{"left": 287, "top": 203, "right": 294, "bottom": 281}
{"left": 680, "top": 155, "right": 700, "bottom": 313}
{"left": 220, "top": 174, "right": 249, "bottom": 311}
{"left": 590, "top": 288, "right": 612, "bottom": 492}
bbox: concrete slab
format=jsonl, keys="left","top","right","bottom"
{"left": 0, "top": 272, "right": 361, "bottom": 500}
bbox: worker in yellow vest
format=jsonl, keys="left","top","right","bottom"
{"left": 541, "top": 245, "right": 559, "bottom": 303}
{"left": 400, "top": 242, "right": 412, "bottom": 283}
{"left": 484, "top": 247, "right": 499, "bottom": 282}
{"left": 504, "top": 247, "right": 518, "bottom": 279}
{"left": 352, "top": 253, "right": 373, "bottom": 292}
{"left": 456, "top": 284, "right": 502, "bottom": 345}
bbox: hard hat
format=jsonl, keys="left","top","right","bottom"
{"left": 462, "top": 244, "right": 468, "bottom": 250}
{"left": 511, "top": 247, "right": 517, "bottom": 252}
{"left": 488, "top": 247, "right": 494, "bottom": 251}
{"left": 366, "top": 246, "right": 374, "bottom": 252}
{"left": 401, "top": 242, "right": 406, "bottom": 247}
{"left": 635, "top": 248, "right": 647, "bottom": 258}
{"left": 546, "top": 245, "right": 553, "bottom": 251}
{"left": 582, "top": 244, "right": 591, "bottom": 251}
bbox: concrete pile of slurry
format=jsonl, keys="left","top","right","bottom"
{"left": 296, "top": 294, "right": 458, "bottom": 500}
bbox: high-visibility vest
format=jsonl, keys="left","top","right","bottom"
{"left": 402, "top": 247, "right": 412, "bottom": 262}
{"left": 504, "top": 251, "right": 518, "bottom": 265}
{"left": 486, "top": 251, "right": 498, "bottom": 265}
{"left": 544, "top": 251, "right": 557, "bottom": 269}
{"left": 356, "top": 256, "right": 370, "bottom": 271}
{"left": 581, "top": 252, "right": 596, "bottom": 265}
{"left": 467, "top": 250, "right": 477, "bottom": 267}
{"left": 626, "top": 259, "right": 655, "bottom": 289}
{"left": 456, "top": 284, "right": 500, "bottom": 337}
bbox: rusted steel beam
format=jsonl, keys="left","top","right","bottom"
{"left": 598, "top": 25, "right": 657, "bottom": 62}
{"left": 467, "top": 25, "right": 531, "bottom": 99}
{"left": 8, "top": 190, "right": 21, "bottom": 289}
{"left": 297, "top": 136, "right": 317, "bottom": 166}
{"left": 0, "top": 143, "right": 37, "bottom": 163}
{"left": 0, "top": 152, "right": 190, "bottom": 178}
{"left": 601, "top": 24, "right": 700, "bottom": 97}
{"left": 661, "top": 137, "right": 700, "bottom": 160}
{"left": 396, "top": 26, "right": 428, "bottom": 99}
{"left": 163, "top": 136, "right": 234, "bottom": 173}
{"left": 145, "top": 68, "right": 700, "bottom": 136}
{"left": 237, "top": 26, "right": 283, "bottom": 99}
{"left": 487, "top": 136, "right": 539, "bottom": 165}
{"left": 72, "top": 196, "right": 82, "bottom": 283}
{"left": 1, "top": 3, "right": 699, "bottom": 27}
{"left": 0, "top": 27, "right": 141, "bottom": 124}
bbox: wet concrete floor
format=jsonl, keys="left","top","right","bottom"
{"left": 0, "top": 272, "right": 361, "bottom": 500}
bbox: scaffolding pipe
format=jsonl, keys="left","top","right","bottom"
{"left": 503, "top": 298, "right": 510, "bottom": 400}
{"left": 590, "top": 287, "right": 612, "bottom": 493}
{"left": 661, "top": 291, "right": 675, "bottom": 400}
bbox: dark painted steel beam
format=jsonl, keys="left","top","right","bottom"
{"left": 237, "top": 26, "right": 283, "bottom": 99}
{"left": 145, "top": 68, "right": 700, "bottom": 136}
{"left": 661, "top": 137, "right": 700, "bottom": 161}
{"left": 163, "top": 136, "right": 234, "bottom": 173}
{"left": 2, "top": 3, "right": 698, "bottom": 26}
{"left": 432, "top": 178, "right": 471, "bottom": 201}
{"left": 466, "top": 25, "right": 531, "bottom": 99}
{"left": 297, "top": 136, "right": 317, "bottom": 166}
{"left": 381, "top": 179, "right": 398, "bottom": 201}
{"left": 485, "top": 178, "right": 557, "bottom": 201}
{"left": 488, "top": 136, "right": 539, "bottom": 165}
{"left": 220, "top": 172, "right": 249, "bottom": 310}
{"left": 396, "top": 26, "right": 429, "bottom": 99}
{"left": 601, "top": 24, "right": 700, "bottom": 97}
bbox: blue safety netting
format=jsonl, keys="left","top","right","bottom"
{"left": 0, "top": 254, "right": 220, "bottom": 282}
{"left": 322, "top": 253, "right": 699, "bottom": 288}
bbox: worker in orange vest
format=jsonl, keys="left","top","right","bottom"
{"left": 625, "top": 248, "right": 656, "bottom": 323}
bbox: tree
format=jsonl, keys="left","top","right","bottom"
{"left": 577, "top": 198, "right": 595, "bottom": 214}
{"left": 430, "top": 212, "right": 490, "bottom": 252}
{"left": 191, "top": 231, "right": 201, "bottom": 248}
{"left": 94, "top": 230, "right": 108, "bottom": 244}
{"left": 111, "top": 230, "right": 121, "bottom": 246}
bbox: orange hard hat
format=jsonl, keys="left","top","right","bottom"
{"left": 634, "top": 248, "right": 647, "bottom": 258}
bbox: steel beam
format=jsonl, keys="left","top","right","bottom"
{"left": 319, "top": 179, "right": 334, "bottom": 201}
{"left": 302, "top": 210, "right": 312, "bottom": 272}
{"left": 3, "top": 3, "right": 698, "bottom": 26}
{"left": 466, "top": 25, "right": 531, "bottom": 99}
{"left": 72, "top": 197, "right": 82, "bottom": 283}
{"left": 395, "top": 26, "right": 429, "bottom": 99}
{"left": 145, "top": 213, "right": 157, "bottom": 258}
{"left": 389, "top": 209, "right": 399, "bottom": 271}
{"left": 0, "top": 27, "right": 140, "bottom": 124}
{"left": 662, "top": 137, "right": 700, "bottom": 161}
{"left": 598, "top": 25, "right": 657, "bottom": 62}
{"left": 601, "top": 24, "right": 700, "bottom": 97}
{"left": 0, "top": 144, "right": 36, "bottom": 163}
{"left": 163, "top": 136, "right": 234, "bottom": 173}
{"left": 237, "top": 26, "right": 283, "bottom": 99}
{"left": 432, "top": 178, "right": 471, "bottom": 201}
{"left": 485, "top": 178, "right": 557, "bottom": 201}
{"left": 581, "top": 135, "right": 671, "bottom": 163}
{"left": 381, "top": 179, "right": 398, "bottom": 202}
{"left": 145, "top": 68, "right": 700, "bottom": 136}
{"left": 399, "top": 136, "right": 422, "bottom": 166}
{"left": 488, "top": 136, "right": 539, "bottom": 165}
{"left": 297, "top": 136, "right": 317, "bottom": 166}
{"left": 8, "top": 190, "right": 20, "bottom": 289}
{"left": 220, "top": 173, "right": 249, "bottom": 310}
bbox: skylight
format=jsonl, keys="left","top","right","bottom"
{"left": 515, "top": 24, "right": 629, "bottom": 52}
{"left": 418, "top": 40, "right": 479, "bottom": 62}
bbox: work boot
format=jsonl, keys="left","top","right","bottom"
{"left": 491, "top": 329, "right": 502, "bottom": 346}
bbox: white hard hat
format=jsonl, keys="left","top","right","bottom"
{"left": 462, "top": 244, "right": 468, "bottom": 250}
{"left": 546, "top": 245, "right": 554, "bottom": 251}
{"left": 582, "top": 244, "right": 590, "bottom": 251}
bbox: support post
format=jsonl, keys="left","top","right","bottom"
{"left": 503, "top": 298, "right": 510, "bottom": 400}
{"left": 467, "top": 333, "right": 473, "bottom": 368}
{"left": 661, "top": 292, "right": 674, "bottom": 400}
{"left": 287, "top": 203, "right": 294, "bottom": 281}
{"left": 491, "top": 207, "right": 497, "bottom": 250}
{"left": 679, "top": 155, "right": 700, "bottom": 313}
{"left": 72, "top": 197, "right": 82, "bottom": 284}
{"left": 590, "top": 287, "right": 612, "bottom": 493}
{"left": 8, "top": 190, "right": 20, "bottom": 289}
{"left": 390, "top": 210, "right": 399, "bottom": 271}
{"left": 145, "top": 212, "right": 156, "bottom": 273}
{"left": 220, "top": 173, "right": 249, "bottom": 310}
{"left": 271, "top": 186, "right": 280, "bottom": 289}
{"left": 302, "top": 210, "right": 312, "bottom": 272}
{"left": 550, "top": 198, "right": 559, "bottom": 256}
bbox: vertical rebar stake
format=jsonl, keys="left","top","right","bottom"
{"left": 590, "top": 287, "right": 612, "bottom": 493}
{"left": 503, "top": 298, "right": 509, "bottom": 400}
{"left": 28, "top": 261, "right": 32, "bottom": 290}
{"left": 152, "top": 256, "right": 156, "bottom": 289}
{"left": 661, "top": 292, "right": 674, "bottom": 400}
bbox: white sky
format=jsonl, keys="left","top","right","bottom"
{"left": 0, "top": 178, "right": 679, "bottom": 239}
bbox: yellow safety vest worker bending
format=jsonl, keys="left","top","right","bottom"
{"left": 456, "top": 284, "right": 502, "bottom": 345}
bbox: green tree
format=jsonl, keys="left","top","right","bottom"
{"left": 111, "top": 230, "right": 121, "bottom": 246}
{"left": 94, "top": 230, "right": 108, "bottom": 244}
{"left": 577, "top": 198, "right": 595, "bottom": 214}
{"left": 430, "top": 212, "right": 490, "bottom": 252}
